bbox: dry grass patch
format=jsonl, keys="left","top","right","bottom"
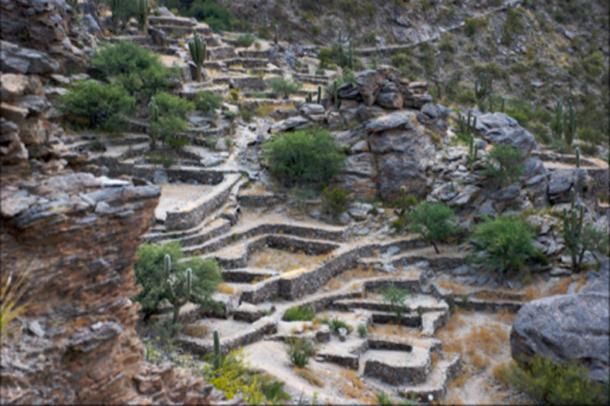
{"left": 437, "top": 279, "right": 471, "bottom": 294}
{"left": 546, "top": 277, "right": 572, "bottom": 296}
{"left": 217, "top": 283, "right": 235, "bottom": 294}
{"left": 464, "top": 324, "right": 508, "bottom": 356}
{"left": 294, "top": 367, "right": 324, "bottom": 387}
{"left": 182, "top": 323, "right": 209, "bottom": 338}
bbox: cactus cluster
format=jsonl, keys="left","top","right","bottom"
{"left": 474, "top": 73, "right": 493, "bottom": 111}
{"left": 487, "top": 96, "right": 505, "bottom": 113}
{"left": 457, "top": 112, "right": 479, "bottom": 172}
{"left": 551, "top": 98, "right": 577, "bottom": 148}
{"left": 188, "top": 34, "right": 207, "bottom": 82}
{"left": 468, "top": 136, "right": 479, "bottom": 172}
{"left": 562, "top": 198, "right": 585, "bottom": 271}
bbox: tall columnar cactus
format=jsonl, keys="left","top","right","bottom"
{"left": 347, "top": 42, "right": 354, "bottom": 70}
{"left": 457, "top": 111, "right": 477, "bottom": 137}
{"left": 551, "top": 100, "right": 564, "bottom": 140}
{"left": 474, "top": 74, "right": 492, "bottom": 111}
{"left": 468, "top": 136, "right": 478, "bottom": 172}
{"left": 136, "top": 0, "right": 150, "bottom": 33}
{"left": 317, "top": 86, "right": 322, "bottom": 104}
{"left": 564, "top": 98, "right": 576, "bottom": 148}
{"left": 213, "top": 330, "right": 222, "bottom": 369}
{"left": 575, "top": 145, "right": 581, "bottom": 168}
{"left": 562, "top": 198, "right": 585, "bottom": 272}
{"left": 188, "top": 34, "right": 207, "bottom": 82}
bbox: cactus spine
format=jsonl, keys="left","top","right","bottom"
{"left": 188, "top": 34, "right": 207, "bottom": 81}
{"left": 213, "top": 330, "right": 222, "bottom": 369}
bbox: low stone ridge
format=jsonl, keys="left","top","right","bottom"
{"left": 510, "top": 268, "right": 610, "bottom": 383}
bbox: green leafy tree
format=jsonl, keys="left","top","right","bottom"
{"left": 263, "top": 128, "right": 345, "bottom": 189}
{"left": 381, "top": 284, "right": 410, "bottom": 324}
{"left": 195, "top": 91, "right": 223, "bottom": 114}
{"left": 484, "top": 144, "right": 526, "bottom": 187}
{"left": 470, "top": 216, "right": 539, "bottom": 278}
{"left": 134, "top": 242, "right": 221, "bottom": 325}
{"left": 268, "top": 78, "right": 301, "bottom": 99}
{"left": 91, "top": 42, "right": 178, "bottom": 100}
{"left": 406, "top": 202, "right": 457, "bottom": 254}
{"left": 148, "top": 92, "right": 194, "bottom": 149}
{"left": 61, "top": 80, "right": 135, "bottom": 132}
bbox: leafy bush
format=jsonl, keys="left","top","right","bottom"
{"left": 357, "top": 323, "right": 368, "bottom": 338}
{"left": 321, "top": 318, "right": 353, "bottom": 335}
{"left": 484, "top": 144, "right": 526, "bottom": 187}
{"left": 203, "top": 350, "right": 290, "bottom": 403}
{"left": 149, "top": 92, "right": 194, "bottom": 148}
{"left": 61, "top": 80, "right": 135, "bottom": 131}
{"left": 287, "top": 337, "right": 315, "bottom": 368}
{"left": 195, "top": 91, "right": 223, "bottom": 114}
{"left": 263, "top": 128, "right": 345, "bottom": 189}
{"left": 501, "top": 7, "right": 526, "bottom": 45}
{"left": 469, "top": 216, "right": 539, "bottom": 277}
{"left": 282, "top": 305, "right": 315, "bottom": 322}
{"left": 134, "top": 242, "right": 221, "bottom": 320}
{"left": 381, "top": 284, "right": 410, "bottom": 323}
{"left": 497, "top": 357, "right": 608, "bottom": 405}
{"left": 318, "top": 43, "right": 360, "bottom": 70}
{"left": 91, "top": 42, "right": 177, "bottom": 100}
{"left": 322, "top": 187, "right": 350, "bottom": 218}
{"left": 184, "top": 0, "right": 242, "bottom": 32}
{"left": 406, "top": 202, "right": 457, "bottom": 253}
{"left": 235, "top": 33, "right": 255, "bottom": 48}
{"left": 268, "top": 78, "right": 301, "bottom": 99}
{"left": 464, "top": 16, "right": 488, "bottom": 37}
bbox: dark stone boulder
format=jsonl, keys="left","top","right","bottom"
{"left": 510, "top": 269, "right": 610, "bottom": 383}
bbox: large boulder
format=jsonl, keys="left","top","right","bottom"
{"left": 510, "top": 269, "right": 610, "bottom": 383}
{"left": 474, "top": 112, "right": 538, "bottom": 152}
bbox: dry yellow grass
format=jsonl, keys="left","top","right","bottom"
{"left": 495, "top": 309, "right": 517, "bottom": 324}
{"left": 546, "top": 277, "right": 572, "bottom": 296}
{"left": 294, "top": 367, "right": 324, "bottom": 387}
{"left": 448, "top": 370, "right": 472, "bottom": 389}
{"left": 464, "top": 324, "right": 508, "bottom": 356}
{"left": 256, "top": 103, "right": 277, "bottom": 117}
{"left": 437, "top": 279, "right": 470, "bottom": 294}
{"left": 217, "top": 283, "right": 235, "bottom": 294}
{"left": 491, "top": 362, "right": 513, "bottom": 386}
{"left": 182, "top": 323, "right": 208, "bottom": 338}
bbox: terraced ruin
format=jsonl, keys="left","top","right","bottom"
{"left": 1, "top": 1, "right": 608, "bottom": 405}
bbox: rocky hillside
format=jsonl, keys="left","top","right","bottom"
{"left": 169, "top": 0, "right": 609, "bottom": 158}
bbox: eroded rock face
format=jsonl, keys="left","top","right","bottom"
{"left": 510, "top": 269, "right": 610, "bottom": 383}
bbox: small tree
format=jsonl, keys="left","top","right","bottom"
{"left": 268, "top": 78, "right": 301, "bottom": 99}
{"left": 262, "top": 128, "right": 345, "bottom": 189}
{"left": 484, "top": 144, "right": 526, "bottom": 187}
{"left": 470, "top": 216, "right": 539, "bottom": 278}
{"left": 381, "top": 284, "right": 410, "bottom": 324}
{"left": 61, "top": 80, "right": 135, "bottom": 132}
{"left": 148, "top": 92, "right": 194, "bottom": 149}
{"left": 321, "top": 187, "right": 350, "bottom": 219}
{"left": 406, "top": 202, "right": 457, "bottom": 254}
{"left": 134, "top": 242, "right": 222, "bottom": 327}
{"left": 562, "top": 200, "right": 609, "bottom": 272}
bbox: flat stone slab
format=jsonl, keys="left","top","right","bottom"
{"left": 398, "top": 354, "right": 461, "bottom": 401}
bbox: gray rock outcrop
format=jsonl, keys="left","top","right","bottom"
{"left": 510, "top": 269, "right": 610, "bottom": 383}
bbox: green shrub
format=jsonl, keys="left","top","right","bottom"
{"left": 287, "top": 337, "right": 314, "bottom": 368}
{"left": 91, "top": 42, "right": 177, "bottom": 100}
{"left": 406, "top": 202, "right": 457, "bottom": 253}
{"left": 235, "top": 33, "right": 255, "bottom": 48}
{"left": 322, "top": 187, "right": 350, "bottom": 218}
{"left": 464, "top": 16, "right": 488, "bottom": 37}
{"left": 195, "top": 91, "right": 223, "bottom": 114}
{"left": 203, "top": 350, "right": 290, "bottom": 403}
{"left": 381, "top": 284, "right": 410, "bottom": 323}
{"left": 149, "top": 92, "right": 194, "bottom": 148}
{"left": 282, "top": 305, "right": 315, "bottom": 322}
{"left": 268, "top": 78, "right": 301, "bottom": 99}
{"left": 318, "top": 43, "right": 359, "bottom": 70}
{"left": 357, "top": 323, "right": 368, "bottom": 338}
{"left": 321, "top": 318, "right": 353, "bottom": 335}
{"left": 484, "top": 144, "right": 526, "bottom": 187}
{"left": 501, "top": 7, "right": 525, "bottom": 45}
{"left": 185, "top": 0, "right": 242, "bottom": 32}
{"left": 61, "top": 80, "right": 135, "bottom": 131}
{"left": 134, "top": 242, "right": 222, "bottom": 321}
{"left": 498, "top": 357, "right": 608, "bottom": 405}
{"left": 469, "top": 216, "right": 539, "bottom": 277}
{"left": 263, "top": 128, "right": 345, "bottom": 189}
